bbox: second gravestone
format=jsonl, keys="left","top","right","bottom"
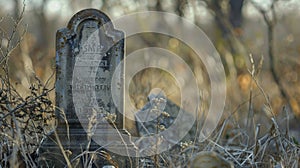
{"left": 38, "top": 9, "right": 136, "bottom": 167}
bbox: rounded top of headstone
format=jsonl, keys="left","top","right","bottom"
{"left": 67, "top": 8, "right": 112, "bottom": 32}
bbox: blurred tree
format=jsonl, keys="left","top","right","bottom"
{"left": 207, "top": 0, "right": 247, "bottom": 66}
{"left": 229, "top": 0, "right": 244, "bottom": 36}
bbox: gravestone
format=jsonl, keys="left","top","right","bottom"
{"left": 38, "top": 9, "right": 136, "bottom": 167}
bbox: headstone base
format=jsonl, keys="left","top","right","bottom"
{"left": 38, "top": 128, "right": 138, "bottom": 167}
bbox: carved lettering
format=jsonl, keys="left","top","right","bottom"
{"left": 70, "top": 83, "right": 110, "bottom": 91}
{"left": 81, "top": 43, "right": 103, "bottom": 54}
{"left": 100, "top": 59, "right": 108, "bottom": 68}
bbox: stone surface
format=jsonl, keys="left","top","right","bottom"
{"left": 136, "top": 93, "right": 196, "bottom": 140}
{"left": 135, "top": 91, "right": 197, "bottom": 157}
{"left": 38, "top": 9, "right": 135, "bottom": 167}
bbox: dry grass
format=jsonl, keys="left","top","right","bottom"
{"left": 0, "top": 1, "right": 299, "bottom": 168}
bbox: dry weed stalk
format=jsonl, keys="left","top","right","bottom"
{"left": 0, "top": 1, "right": 55, "bottom": 167}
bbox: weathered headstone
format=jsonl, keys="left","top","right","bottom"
{"left": 38, "top": 9, "right": 135, "bottom": 167}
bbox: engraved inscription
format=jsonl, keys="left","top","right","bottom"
{"left": 80, "top": 43, "right": 103, "bottom": 54}
{"left": 69, "top": 84, "right": 110, "bottom": 91}
{"left": 100, "top": 59, "right": 108, "bottom": 68}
